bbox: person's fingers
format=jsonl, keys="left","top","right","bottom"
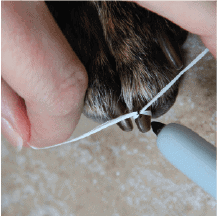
{"left": 1, "top": 78, "right": 30, "bottom": 150}
{"left": 135, "top": 1, "right": 216, "bottom": 58}
{"left": 200, "top": 35, "right": 216, "bottom": 59}
{"left": 2, "top": 1, "right": 88, "bottom": 148}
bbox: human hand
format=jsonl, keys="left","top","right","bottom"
{"left": 2, "top": 1, "right": 88, "bottom": 149}
{"left": 135, "top": 1, "right": 216, "bottom": 58}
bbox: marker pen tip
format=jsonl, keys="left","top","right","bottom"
{"left": 151, "top": 121, "right": 166, "bottom": 136}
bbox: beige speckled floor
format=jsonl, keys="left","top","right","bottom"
{"left": 1, "top": 34, "right": 216, "bottom": 215}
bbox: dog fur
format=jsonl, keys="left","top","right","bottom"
{"left": 45, "top": 1, "right": 188, "bottom": 132}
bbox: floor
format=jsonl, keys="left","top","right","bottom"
{"left": 2, "top": 33, "right": 216, "bottom": 215}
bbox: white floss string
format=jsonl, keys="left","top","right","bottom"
{"left": 30, "top": 48, "right": 209, "bottom": 150}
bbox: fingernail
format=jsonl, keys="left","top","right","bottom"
{"left": 1, "top": 117, "right": 23, "bottom": 151}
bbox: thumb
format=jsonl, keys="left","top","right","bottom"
{"left": 2, "top": 1, "right": 88, "bottom": 148}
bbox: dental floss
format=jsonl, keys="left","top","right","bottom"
{"left": 151, "top": 121, "right": 216, "bottom": 199}
{"left": 30, "top": 48, "right": 209, "bottom": 150}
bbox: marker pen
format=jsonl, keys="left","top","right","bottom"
{"left": 151, "top": 121, "right": 216, "bottom": 199}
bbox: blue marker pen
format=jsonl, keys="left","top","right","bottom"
{"left": 151, "top": 122, "right": 216, "bottom": 199}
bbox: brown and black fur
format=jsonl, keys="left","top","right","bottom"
{"left": 45, "top": 1, "right": 188, "bottom": 133}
